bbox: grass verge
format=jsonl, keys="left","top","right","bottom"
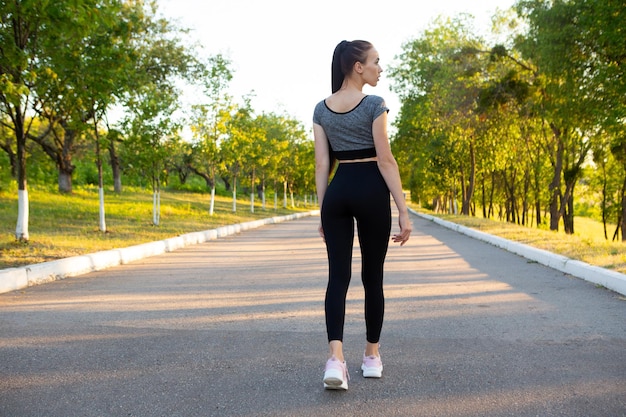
{"left": 411, "top": 206, "right": 626, "bottom": 274}
{"left": 0, "top": 186, "right": 310, "bottom": 269}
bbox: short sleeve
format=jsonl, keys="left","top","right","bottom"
{"left": 369, "top": 95, "right": 389, "bottom": 121}
{"left": 313, "top": 100, "right": 324, "bottom": 125}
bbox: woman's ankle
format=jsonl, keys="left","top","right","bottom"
{"left": 364, "top": 342, "right": 380, "bottom": 357}
{"left": 329, "top": 340, "right": 344, "bottom": 362}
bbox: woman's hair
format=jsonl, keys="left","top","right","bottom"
{"left": 331, "top": 40, "right": 373, "bottom": 93}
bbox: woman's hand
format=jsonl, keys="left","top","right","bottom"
{"left": 392, "top": 213, "right": 412, "bottom": 246}
{"left": 318, "top": 222, "right": 325, "bottom": 242}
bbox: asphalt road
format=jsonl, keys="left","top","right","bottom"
{"left": 1, "top": 213, "right": 625, "bottom": 417}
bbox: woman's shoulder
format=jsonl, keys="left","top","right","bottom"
{"left": 363, "top": 95, "right": 389, "bottom": 115}
{"left": 313, "top": 98, "right": 330, "bottom": 123}
{"left": 364, "top": 95, "right": 386, "bottom": 105}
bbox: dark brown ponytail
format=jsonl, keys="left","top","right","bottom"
{"left": 330, "top": 40, "right": 373, "bottom": 93}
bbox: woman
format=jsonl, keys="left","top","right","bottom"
{"left": 313, "top": 40, "right": 412, "bottom": 390}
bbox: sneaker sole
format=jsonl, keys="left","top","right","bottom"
{"left": 324, "top": 381, "right": 348, "bottom": 390}
{"left": 324, "top": 380, "right": 348, "bottom": 390}
{"left": 361, "top": 364, "right": 383, "bottom": 378}
{"left": 323, "top": 369, "right": 348, "bottom": 390}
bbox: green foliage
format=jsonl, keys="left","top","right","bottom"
{"left": 0, "top": 153, "right": 11, "bottom": 190}
{"left": 74, "top": 158, "right": 113, "bottom": 186}
{"left": 388, "top": 1, "right": 626, "bottom": 240}
{"left": 167, "top": 174, "right": 231, "bottom": 196}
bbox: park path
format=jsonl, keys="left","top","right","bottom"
{"left": 1, "top": 213, "right": 625, "bottom": 417}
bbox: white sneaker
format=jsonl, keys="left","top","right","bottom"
{"left": 323, "top": 357, "right": 349, "bottom": 390}
{"left": 361, "top": 353, "right": 383, "bottom": 378}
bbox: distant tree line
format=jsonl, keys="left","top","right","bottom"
{"left": 0, "top": 0, "right": 312, "bottom": 240}
{"left": 388, "top": 0, "right": 625, "bottom": 240}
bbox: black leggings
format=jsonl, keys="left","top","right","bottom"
{"left": 321, "top": 161, "right": 391, "bottom": 344}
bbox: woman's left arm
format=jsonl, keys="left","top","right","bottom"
{"left": 372, "top": 111, "right": 412, "bottom": 245}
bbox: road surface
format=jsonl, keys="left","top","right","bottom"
{"left": 1, "top": 213, "right": 624, "bottom": 416}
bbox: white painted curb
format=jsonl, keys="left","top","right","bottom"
{"left": 412, "top": 209, "right": 626, "bottom": 296}
{"left": 0, "top": 211, "right": 318, "bottom": 295}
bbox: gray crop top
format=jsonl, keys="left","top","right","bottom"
{"left": 313, "top": 95, "right": 389, "bottom": 160}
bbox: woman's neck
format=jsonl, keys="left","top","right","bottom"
{"left": 340, "top": 76, "right": 365, "bottom": 93}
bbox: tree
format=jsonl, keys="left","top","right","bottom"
{"left": 121, "top": 83, "right": 179, "bottom": 226}
{"left": 221, "top": 98, "right": 260, "bottom": 212}
{"left": 576, "top": 0, "right": 626, "bottom": 240}
{"left": 390, "top": 2, "right": 621, "bottom": 240}
{"left": 0, "top": 0, "right": 201, "bottom": 239}
{"left": 21, "top": 1, "right": 132, "bottom": 195}
{"left": 261, "top": 113, "right": 306, "bottom": 210}
{"left": 591, "top": 136, "right": 623, "bottom": 240}
{"left": 32, "top": 1, "right": 142, "bottom": 232}
{"left": 0, "top": 1, "right": 70, "bottom": 240}
{"left": 515, "top": 0, "right": 600, "bottom": 233}
{"left": 389, "top": 15, "right": 490, "bottom": 215}
{"left": 188, "top": 54, "right": 234, "bottom": 215}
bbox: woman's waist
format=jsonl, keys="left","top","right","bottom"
{"left": 333, "top": 147, "right": 376, "bottom": 161}
{"left": 338, "top": 157, "right": 377, "bottom": 163}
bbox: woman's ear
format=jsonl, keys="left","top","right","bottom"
{"left": 354, "top": 61, "right": 364, "bottom": 74}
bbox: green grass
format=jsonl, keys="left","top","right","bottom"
{"left": 411, "top": 206, "right": 626, "bottom": 274}
{"left": 0, "top": 186, "right": 310, "bottom": 269}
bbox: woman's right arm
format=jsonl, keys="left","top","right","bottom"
{"left": 313, "top": 123, "right": 330, "bottom": 238}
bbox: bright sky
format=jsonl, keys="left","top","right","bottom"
{"left": 157, "top": 0, "right": 515, "bottom": 132}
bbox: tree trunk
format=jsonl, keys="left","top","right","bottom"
{"left": 188, "top": 165, "right": 215, "bottom": 189}
{"left": 283, "top": 180, "right": 288, "bottom": 209}
{"left": 481, "top": 173, "right": 487, "bottom": 218}
{"left": 108, "top": 139, "right": 122, "bottom": 193}
{"left": 57, "top": 170, "right": 71, "bottom": 194}
{"left": 250, "top": 168, "right": 255, "bottom": 213}
{"left": 462, "top": 141, "right": 476, "bottom": 216}
{"left": 177, "top": 168, "right": 188, "bottom": 184}
{"left": 15, "top": 108, "right": 29, "bottom": 241}
{"left": 560, "top": 154, "right": 587, "bottom": 235}
{"left": 16, "top": 187, "right": 29, "bottom": 238}
{"left": 564, "top": 192, "right": 574, "bottom": 234}
{"left": 548, "top": 126, "right": 564, "bottom": 231}
{"left": 57, "top": 127, "right": 77, "bottom": 194}
{"left": 621, "top": 176, "right": 626, "bottom": 242}
{"left": 209, "top": 167, "right": 216, "bottom": 216}
{"left": 459, "top": 164, "right": 467, "bottom": 214}
{"left": 152, "top": 177, "right": 160, "bottom": 226}
{"left": 522, "top": 168, "right": 530, "bottom": 226}
{"left": 98, "top": 187, "right": 106, "bottom": 232}
{"left": 232, "top": 175, "right": 237, "bottom": 212}
{"left": 504, "top": 170, "right": 517, "bottom": 224}
{"left": 221, "top": 175, "right": 231, "bottom": 192}
{"left": 601, "top": 165, "right": 608, "bottom": 239}
{"left": 534, "top": 168, "right": 542, "bottom": 227}
{"left": 528, "top": 140, "right": 543, "bottom": 227}
{"left": 95, "top": 122, "right": 106, "bottom": 232}
{"left": 488, "top": 171, "right": 496, "bottom": 218}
